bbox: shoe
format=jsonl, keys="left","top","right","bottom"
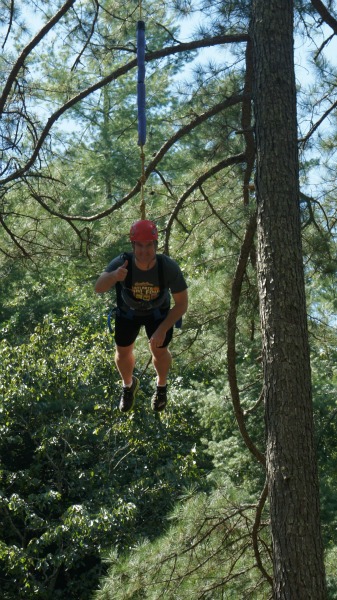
{"left": 152, "top": 385, "right": 167, "bottom": 412}
{"left": 119, "top": 376, "right": 139, "bottom": 412}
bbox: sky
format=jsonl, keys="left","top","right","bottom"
{"left": 175, "top": 6, "right": 337, "bottom": 84}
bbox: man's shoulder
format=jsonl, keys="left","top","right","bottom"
{"left": 106, "top": 251, "right": 132, "bottom": 272}
{"left": 157, "top": 254, "right": 187, "bottom": 291}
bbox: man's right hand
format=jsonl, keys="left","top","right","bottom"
{"left": 94, "top": 259, "right": 128, "bottom": 293}
{"left": 114, "top": 260, "right": 128, "bottom": 282}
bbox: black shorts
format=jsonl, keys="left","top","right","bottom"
{"left": 114, "top": 311, "right": 173, "bottom": 348}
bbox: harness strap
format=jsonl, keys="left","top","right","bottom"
{"left": 119, "top": 252, "right": 167, "bottom": 310}
{"left": 123, "top": 252, "right": 165, "bottom": 290}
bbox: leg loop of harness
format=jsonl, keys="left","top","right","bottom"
{"left": 107, "top": 306, "right": 136, "bottom": 333}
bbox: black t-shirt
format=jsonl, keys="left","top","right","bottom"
{"left": 105, "top": 253, "right": 187, "bottom": 316}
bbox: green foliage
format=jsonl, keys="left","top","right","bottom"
{"left": 94, "top": 484, "right": 272, "bottom": 599}
{"left": 325, "top": 546, "right": 337, "bottom": 599}
{"left": 0, "top": 260, "right": 97, "bottom": 344}
{"left": 0, "top": 291, "right": 212, "bottom": 599}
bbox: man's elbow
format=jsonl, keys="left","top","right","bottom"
{"left": 94, "top": 278, "right": 106, "bottom": 294}
{"left": 178, "top": 293, "right": 188, "bottom": 315}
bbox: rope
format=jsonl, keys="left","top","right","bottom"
{"left": 137, "top": 17, "right": 146, "bottom": 219}
{"left": 139, "top": 145, "right": 146, "bottom": 219}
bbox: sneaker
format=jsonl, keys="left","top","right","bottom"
{"left": 119, "top": 376, "right": 140, "bottom": 412}
{"left": 152, "top": 385, "right": 167, "bottom": 412}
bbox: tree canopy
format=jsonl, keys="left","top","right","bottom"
{"left": 1, "top": 0, "right": 337, "bottom": 598}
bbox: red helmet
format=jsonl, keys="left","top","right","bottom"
{"left": 129, "top": 220, "right": 158, "bottom": 242}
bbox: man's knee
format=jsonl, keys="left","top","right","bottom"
{"left": 115, "top": 344, "right": 134, "bottom": 360}
{"left": 151, "top": 346, "right": 171, "bottom": 360}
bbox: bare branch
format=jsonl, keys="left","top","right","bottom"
{"left": 0, "top": 212, "right": 31, "bottom": 257}
{"left": 164, "top": 153, "right": 247, "bottom": 253}
{"left": 244, "top": 388, "right": 264, "bottom": 416}
{"left": 0, "top": 0, "right": 77, "bottom": 116}
{"left": 252, "top": 481, "right": 273, "bottom": 585}
{"left": 298, "top": 97, "right": 337, "bottom": 146}
{"left": 150, "top": 95, "right": 244, "bottom": 170}
{"left": 310, "top": 0, "right": 337, "bottom": 33}
{"left": 200, "top": 186, "right": 242, "bottom": 241}
{"left": 2, "top": 0, "right": 15, "bottom": 49}
{"left": 71, "top": 0, "right": 100, "bottom": 71}
{"left": 226, "top": 210, "right": 265, "bottom": 466}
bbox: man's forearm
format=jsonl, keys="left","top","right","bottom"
{"left": 94, "top": 271, "right": 117, "bottom": 293}
{"left": 160, "top": 300, "right": 187, "bottom": 332}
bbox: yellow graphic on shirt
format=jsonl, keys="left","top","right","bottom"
{"left": 132, "top": 281, "right": 160, "bottom": 302}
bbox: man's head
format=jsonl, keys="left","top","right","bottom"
{"left": 129, "top": 219, "right": 158, "bottom": 243}
{"left": 129, "top": 220, "right": 158, "bottom": 266}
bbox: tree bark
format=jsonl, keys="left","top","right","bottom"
{"left": 251, "top": 0, "right": 327, "bottom": 597}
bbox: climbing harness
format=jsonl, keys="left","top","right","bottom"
{"left": 107, "top": 253, "right": 182, "bottom": 332}
{"left": 119, "top": 252, "right": 168, "bottom": 314}
{"left": 108, "top": 253, "right": 169, "bottom": 331}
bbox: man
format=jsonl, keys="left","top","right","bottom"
{"left": 94, "top": 219, "right": 188, "bottom": 413}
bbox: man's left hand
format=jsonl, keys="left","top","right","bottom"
{"left": 149, "top": 327, "right": 166, "bottom": 349}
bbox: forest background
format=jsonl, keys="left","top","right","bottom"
{"left": 1, "top": 0, "right": 337, "bottom": 598}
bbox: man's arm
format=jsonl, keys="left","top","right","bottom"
{"left": 149, "top": 289, "right": 188, "bottom": 348}
{"left": 163, "top": 289, "right": 188, "bottom": 330}
{"left": 94, "top": 259, "right": 128, "bottom": 293}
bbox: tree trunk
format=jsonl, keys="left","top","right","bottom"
{"left": 251, "top": 0, "right": 327, "bottom": 597}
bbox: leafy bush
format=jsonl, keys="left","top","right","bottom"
{"left": 0, "top": 301, "right": 212, "bottom": 599}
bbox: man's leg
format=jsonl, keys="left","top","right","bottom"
{"left": 151, "top": 346, "right": 172, "bottom": 386}
{"left": 114, "top": 314, "right": 140, "bottom": 387}
{"left": 150, "top": 346, "right": 172, "bottom": 411}
{"left": 145, "top": 317, "right": 174, "bottom": 411}
{"left": 145, "top": 316, "right": 173, "bottom": 386}
{"left": 115, "top": 344, "right": 135, "bottom": 387}
{"left": 115, "top": 343, "right": 140, "bottom": 412}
